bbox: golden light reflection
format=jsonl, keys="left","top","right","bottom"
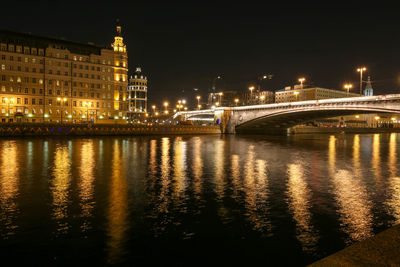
{"left": 149, "top": 140, "right": 157, "bottom": 179}
{"left": 78, "top": 140, "right": 95, "bottom": 231}
{"left": 192, "top": 137, "right": 203, "bottom": 198}
{"left": 331, "top": 169, "right": 373, "bottom": 242}
{"left": 372, "top": 134, "right": 381, "bottom": 180}
{"left": 159, "top": 138, "right": 171, "bottom": 213}
{"left": 172, "top": 138, "right": 187, "bottom": 200}
{"left": 107, "top": 140, "right": 129, "bottom": 264}
{"left": 50, "top": 145, "right": 72, "bottom": 234}
{"left": 353, "top": 134, "right": 360, "bottom": 173}
{"left": 231, "top": 154, "right": 241, "bottom": 199}
{"left": 0, "top": 141, "right": 19, "bottom": 238}
{"left": 214, "top": 139, "right": 225, "bottom": 200}
{"left": 287, "top": 162, "right": 318, "bottom": 251}
{"left": 331, "top": 134, "right": 372, "bottom": 242}
{"left": 386, "top": 133, "right": 400, "bottom": 223}
{"left": 328, "top": 135, "right": 336, "bottom": 174}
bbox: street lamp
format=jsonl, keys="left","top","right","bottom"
{"left": 298, "top": 78, "right": 305, "bottom": 89}
{"left": 357, "top": 67, "right": 367, "bottom": 96}
{"left": 260, "top": 95, "right": 265, "bottom": 104}
{"left": 196, "top": 95, "right": 201, "bottom": 107}
{"left": 234, "top": 98, "right": 239, "bottom": 106}
{"left": 152, "top": 105, "right": 156, "bottom": 116}
{"left": 218, "top": 92, "right": 223, "bottom": 105}
{"left": 344, "top": 83, "right": 352, "bottom": 97}
{"left": 57, "top": 97, "right": 67, "bottom": 123}
{"left": 249, "top": 86, "right": 255, "bottom": 104}
{"left": 83, "top": 101, "right": 91, "bottom": 122}
{"left": 163, "top": 101, "right": 169, "bottom": 113}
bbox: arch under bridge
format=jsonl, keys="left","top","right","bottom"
{"left": 175, "top": 94, "right": 400, "bottom": 134}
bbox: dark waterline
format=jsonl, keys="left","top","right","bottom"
{"left": 0, "top": 133, "right": 399, "bottom": 266}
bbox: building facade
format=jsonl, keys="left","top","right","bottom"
{"left": 275, "top": 86, "right": 359, "bottom": 103}
{"left": 127, "top": 67, "right": 147, "bottom": 122}
{"left": 0, "top": 26, "right": 128, "bottom": 123}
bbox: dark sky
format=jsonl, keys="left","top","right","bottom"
{"left": 1, "top": 2, "right": 400, "bottom": 107}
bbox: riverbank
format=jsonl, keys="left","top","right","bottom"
{"left": 291, "top": 126, "right": 400, "bottom": 134}
{"left": 309, "top": 224, "right": 400, "bottom": 266}
{"left": 0, "top": 123, "right": 221, "bottom": 137}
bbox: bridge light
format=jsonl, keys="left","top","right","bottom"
{"left": 355, "top": 115, "right": 360, "bottom": 119}
{"left": 375, "top": 116, "right": 380, "bottom": 120}
{"left": 344, "top": 83, "right": 353, "bottom": 96}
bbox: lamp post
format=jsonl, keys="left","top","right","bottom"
{"left": 357, "top": 67, "right": 367, "bottom": 96}
{"left": 163, "top": 101, "right": 169, "bottom": 113}
{"left": 83, "top": 101, "right": 91, "bottom": 122}
{"left": 249, "top": 86, "right": 255, "bottom": 104}
{"left": 196, "top": 95, "right": 201, "bottom": 107}
{"left": 298, "top": 78, "right": 305, "bottom": 89}
{"left": 344, "top": 83, "right": 353, "bottom": 97}
{"left": 234, "top": 98, "right": 239, "bottom": 106}
{"left": 57, "top": 97, "right": 67, "bottom": 123}
{"left": 218, "top": 92, "right": 223, "bottom": 106}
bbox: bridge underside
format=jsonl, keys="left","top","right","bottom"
{"left": 235, "top": 109, "right": 384, "bottom": 135}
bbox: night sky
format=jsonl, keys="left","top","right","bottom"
{"left": 1, "top": 2, "right": 399, "bottom": 106}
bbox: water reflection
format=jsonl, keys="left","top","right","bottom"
{"left": 50, "top": 144, "right": 72, "bottom": 234}
{"left": 158, "top": 137, "right": 171, "bottom": 214}
{"left": 172, "top": 137, "right": 187, "bottom": 201}
{"left": 331, "top": 134, "right": 373, "bottom": 242}
{"left": 107, "top": 140, "right": 129, "bottom": 264}
{"left": 78, "top": 140, "right": 95, "bottom": 232}
{"left": 287, "top": 162, "right": 318, "bottom": 251}
{"left": 372, "top": 134, "right": 382, "bottom": 180}
{"left": 387, "top": 133, "right": 400, "bottom": 223}
{"left": 0, "top": 141, "right": 19, "bottom": 238}
{"left": 192, "top": 137, "right": 203, "bottom": 198}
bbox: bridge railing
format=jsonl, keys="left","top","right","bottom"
{"left": 176, "top": 94, "right": 400, "bottom": 117}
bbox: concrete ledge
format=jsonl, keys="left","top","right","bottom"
{"left": 309, "top": 225, "right": 400, "bottom": 266}
{"left": 0, "top": 123, "right": 221, "bottom": 137}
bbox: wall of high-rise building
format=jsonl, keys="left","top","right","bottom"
{"left": 0, "top": 26, "right": 128, "bottom": 124}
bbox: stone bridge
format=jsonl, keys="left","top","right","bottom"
{"left": 175, "top": 94, "right": 400, "bottom": 134}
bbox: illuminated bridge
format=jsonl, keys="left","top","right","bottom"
{"left": 174, "top": 94, "right": 400, "bottom": 134}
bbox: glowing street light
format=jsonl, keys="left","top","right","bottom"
{"left": 294, "top": 91, "right": 299, "bottom": 102}
{"left": 298, "top": 77, "right": 305, "bottom": 89}
{"left": 196, "top": 95, "right": 201, "bottom": 107}
{"left": 249, "top": 86, "right": 255, "bottom": 104}
{"left": 357, "top": 66, "right": 367, "bottom": 96}
{"left": 83, "top": 101, "right": 91, "bottom": 122}
{"left": 234, "top": 98, "right": 239, "bottom": 106}
{"left": 344, "top": 83, "right": 353, "bottom": 96}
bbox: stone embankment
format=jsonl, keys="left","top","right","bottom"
{"left": 309, "top": 225, "right": 400, "bottom": 266}
{"left": 0, "top": 123, "right": 221, "bottom": 137}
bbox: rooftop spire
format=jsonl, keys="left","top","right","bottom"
{"left": 116, "top": 18, "right": 122, "bottom": 36}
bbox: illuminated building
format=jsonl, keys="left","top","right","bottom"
{"left": 275, "top": 85, "right": 360, "bottom": 103}
{"left": 127, "top": 67, "right": 147, "bottom": 122}
{"left": 0, "top": 24, "right": 128, "bottom": 123}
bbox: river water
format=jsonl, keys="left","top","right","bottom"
{"left": 0, "top": 133, "right": 399, "bottom": 266}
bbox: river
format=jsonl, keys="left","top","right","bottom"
{"left": 0, "top": 133, "right": 399, "bottom": 266}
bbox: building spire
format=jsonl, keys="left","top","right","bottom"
{"left": 363, "top": 76, "right": 373, "bottom": 96}
{"left": 116, "top": 18, "right": 122, "bottom": 36}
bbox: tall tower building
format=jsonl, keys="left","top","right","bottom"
{"left": 127, "top": 67, "right": 147, "bottom": 122}
{"left": 363, "top": 76, "right": 373, "bottom": 96}
{"left": 111, "top": 23, "right": 128, "bottom": 121}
